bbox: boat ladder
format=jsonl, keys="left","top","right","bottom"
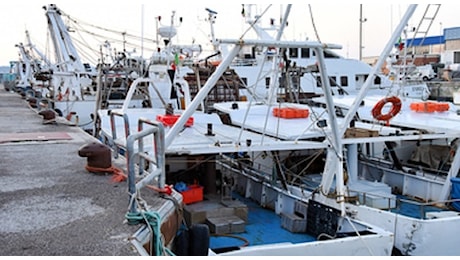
{"left": 407, "top": 4, "right": 441, "bottom": 49}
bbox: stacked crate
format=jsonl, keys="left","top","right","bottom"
{"left": 281, "top": 200, "right": 308, "bottom": 233}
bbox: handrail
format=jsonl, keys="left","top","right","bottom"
{"left": 125, "top": 117, "right": 166, "bottom": 214}
{"left": 346, "top": 188, "right": 460, "bottom": 220}
{"left": 138, "top": 117, "right": 166, "bottom": 188}
{"left": 109, "top": 109, "right": 130, "bottom": 157}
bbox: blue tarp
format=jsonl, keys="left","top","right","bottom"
{"left": 451, "top": 178, "right": 460, "bottom": 211}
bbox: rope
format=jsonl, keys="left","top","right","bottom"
{"left": 343, "top": 216, "right": 375, "bottom": 256}
{"left": 125, "top": 211, "right": 175, "bottom": 256}
{"left": 85, "top": 165, "right": 127, "bottom": 182}
{"left": 211, "top": 233, "right": 249, "bottom": 247}
{"left": 84, "top": 164, "right": 173, "bottom": 195}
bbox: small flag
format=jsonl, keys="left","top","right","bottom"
{"left": 241, "top": 5, "right": 245, "bottom": 17}
{"left": 398, "top": 37, "right": 404, "bottom": 51}
{"left": 171, "top": 52, "right": 179, "bottom": 70}
{"left": 174, "top": 52, "right": 180, "bottom": 65}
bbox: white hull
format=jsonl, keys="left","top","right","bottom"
{"left": 214, "top": 234, "right": 393, "bottom": 256}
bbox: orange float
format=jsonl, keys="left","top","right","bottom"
{"left": 273, "top": 107, "right": 309, "bottom": 119}
{"left": 410, "top": 101, "right": 450, "bottom": 113}
{"left": 156, "top": 114, "right": 194, "bottom": 127}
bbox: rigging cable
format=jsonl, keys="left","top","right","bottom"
{"left": 308, "top": 5, "right": 322, "bottom": 43}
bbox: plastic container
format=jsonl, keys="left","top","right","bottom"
{"left": 156, "top": 114, "right": 194, "bottom": 127}
{"left": 180, "top": 184, "right": 203, "bottom": 205}
{"left": 273, "top": 107, "right": 309, "bottom": 119}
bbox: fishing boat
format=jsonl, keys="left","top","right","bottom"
{"left": 93, "top": 4, "right": 413, "bottom": 256}
{"left": 97, "top": 40, "right": 394, "bottom": 257}
{"left": 309, "top": 91, "right": 460, "bottom": 255}
{"left": 11, "top": 4, "right": 195, "bottom": 136}
{"left": 207, "top": 4, "right": 429, "bottom": 104}
{"left": 184, "top": 4, "right": 460, "bottom": 256}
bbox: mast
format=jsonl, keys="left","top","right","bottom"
{"left": 267, "top": 4, "right": 291, "bottom": 104}
{"left": 44, "top": 4, "right": 92, "bottom": 101}
{"left": 359, "top": 4, "right": 367, "bottom": 61}
{"left": 25, "top": 30, "right": 51, "bottom": 68}
{"left": 205, "top": 8, "right": 219, "bottom": 52}
{"left": 15, "top": 43, "right": 32, "bottom": 88}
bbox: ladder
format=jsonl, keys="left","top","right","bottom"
{"left": 407, "top": 4, "right": 441, "bottom": 48}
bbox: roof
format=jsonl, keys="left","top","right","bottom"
{"left": 401, "top": 36, "right": 445, "bottom": 48}
{"left": 392, "top": 27, "right": 460, "bottom": 49}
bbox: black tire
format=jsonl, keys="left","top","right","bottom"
{"left": 173, "top": 229, "right": 190, "bottom": 256}
{"left": 189, "top": 224, "right": 210, "bottom": 256}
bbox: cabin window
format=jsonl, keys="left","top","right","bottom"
{"left": 454, "top": 51, "right": 460, "bottom": 63}
{"left": 301, "top": 48, "right": 310, "bottom": 58}
{"left": 241, "top": 77, "right": 248, "bottom": 86}
{"left": 289, "top": 48, "right": 298, "bottom": 58}
{"left": 356, "top": 75, "right": 369, "bottom": 85}
{"left": 292, "top": 76, "right": 300, "bottom": 90}
{"left": 265, "top": 77, "right": 271, "bottom": 88}
{"left": 330, "top": 76, "right": 337, "bottom": 86}
{"left": 323, "top": 51, "right": 338, "bottom": 58}
{"left": 374, "top": 76, "right": 381, "bottom": 85}
{"left": 278, "top": 75, "right": 286, "bottom": 89}
{"left": 316, "top": 76, "right": 321, "bottom": 87}
{"left": 340, "top": 76, "right": 348, "bottom": 87}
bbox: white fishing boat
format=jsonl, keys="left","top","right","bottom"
{"left": 19, "top": 4, "right": 202, "bottom": 134}
{"left": 98, "top": 41, "right": 395, "bottom": 257}
{"left": 211, "top": 4, "right": 460, "bottom": 256}
{"left": 93, "top": 4, "right": 418, "bottom": 256}
{"left": 207, "top": 4, "right": 429, "bottom": 104}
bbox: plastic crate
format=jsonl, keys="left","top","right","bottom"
{"left": 180, "top": 185, "right": 203, "bottom": 205}
{"left": 156, "top": 114, "right": 194, "bottom": 127}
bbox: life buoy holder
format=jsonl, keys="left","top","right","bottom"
{"left": 372, "top": 96, "right": 402, "bottom": 123}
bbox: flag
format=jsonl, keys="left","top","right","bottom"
{"left": 171, "top": 52, "right": 179, "bottom": 70}
{"left": 174, "top": 52, "right": 180, "bottom": 65}
{"left": 398, "top": 37, "right": 404, "bottom": 51}
{"left": 241, "top": 5, "right": 245, "bottom": 17}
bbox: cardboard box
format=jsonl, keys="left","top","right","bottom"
{"left": 344, "top": 127, "right": 379, "bottom": 138}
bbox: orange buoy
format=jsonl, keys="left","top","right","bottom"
{"left": 372, "top": 96, "right": 402, "bottom": 122}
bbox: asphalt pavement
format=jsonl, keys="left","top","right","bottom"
{"left": 0, "top": 84, "right": 140, "bottom": 256}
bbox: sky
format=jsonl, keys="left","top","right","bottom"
{"left": 1, "top": 1, "right": 459, "bottom": 67}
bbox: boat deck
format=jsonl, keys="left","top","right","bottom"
{"left": 0, "top": 84, "right": 139, "bottom": 256}
{"left": 208, "top": 193, "right": 316, "bottom": 253}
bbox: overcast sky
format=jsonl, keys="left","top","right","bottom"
{"left": 1, "top": 1, "right": 458, "bottom": 66}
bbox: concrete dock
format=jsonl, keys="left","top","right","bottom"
{"left": 0, "top": 84, "right": 139, "bottom": 256}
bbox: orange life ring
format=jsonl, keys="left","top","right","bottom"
{"left": 372, "top": 96, "right": 402, "bottom": 122}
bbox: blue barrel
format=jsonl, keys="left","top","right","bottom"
{"left": 451, "top": 178, "right": 460, "bottom": 211}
